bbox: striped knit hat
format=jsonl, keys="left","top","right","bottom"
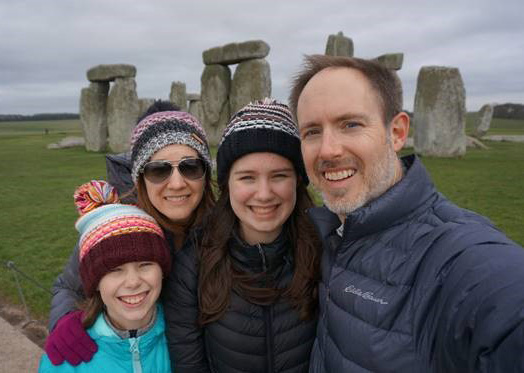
{"left": 74, "top": 180, "right": 171, "bottom": 297}
{"left": 217, "top": 98, "right": 308, "bottom": 185}
{"left": 130, "top": 111, "right": 211, "bottom": 183}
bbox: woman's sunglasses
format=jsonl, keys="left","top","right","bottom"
{"left": 142, "top": 158, "right": 206, "bottom": 184}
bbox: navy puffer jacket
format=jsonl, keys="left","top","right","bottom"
{"left": 164, "top": 230, "right": 317, "bottom": 373}
{"left": 308, "top": 155, "right": 524, "bottom": 373}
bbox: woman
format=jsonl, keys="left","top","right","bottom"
{"left": 40, "top": 180, "right": 172, "bottom": 372}
{"left": 164, "top": 99, "right": 320, "bottom": 372}
{"left": 45, "top": 101, "right": 215, "bottom": 366}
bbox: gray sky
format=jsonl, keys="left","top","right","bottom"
{"left": 1, "top": 0, "right": 523, "bottom": 115}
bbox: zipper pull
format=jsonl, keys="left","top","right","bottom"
{"left": 256, "top": 243, "right": 268, "bottom": 272}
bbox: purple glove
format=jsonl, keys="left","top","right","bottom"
{"left": 44, "top": 310, "right": 98, "bottom": 366}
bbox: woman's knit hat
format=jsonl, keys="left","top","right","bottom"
{"left": 130, "top": 111, "right": 211, "bottom": 183}
{"left": 216, "top": 98, "right": 308, "bottom": 185}
{"left": 74, "top": 180, "right": 171, "bottom": 297}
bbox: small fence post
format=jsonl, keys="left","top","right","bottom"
{"left": 6, "top": 261, "right": 30, "bottom": 320}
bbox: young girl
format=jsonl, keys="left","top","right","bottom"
{"left": 40, "top": 180, "right": 172, "bottom": 372}
{"left": 164, "top": 99, "right": 321, "bottom": 372}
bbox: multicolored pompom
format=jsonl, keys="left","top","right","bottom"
{"left": 74, "top": 180, "right": 120, "bottom": 216}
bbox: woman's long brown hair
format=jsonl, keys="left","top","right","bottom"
{"left": 198, "top": 177, "right": 320, "bottom": 325}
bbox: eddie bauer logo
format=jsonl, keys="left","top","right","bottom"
{"left": 344, "top": 285, "right": 388, "bottom": 305}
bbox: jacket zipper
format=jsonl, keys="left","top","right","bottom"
{"left": 129, "top": 337, "right": 142, "bottom": 373}
{"left": 257, "top": 244, "right": 275, "bottom": 373}
{"left": 264, "top": 306, "right": 275, "bottom": 373}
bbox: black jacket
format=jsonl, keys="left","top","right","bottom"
{"left": 308, "top": 155, "right": 524, "bottom": 372}
{"left": 164, "top": 230, "right": 317, "bottom": 373}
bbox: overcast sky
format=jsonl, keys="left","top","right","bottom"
{"left": 1, "top": 0, "right": 523, "bottom": 115}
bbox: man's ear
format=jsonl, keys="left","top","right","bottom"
{"left": 388, "top": 112, "right": 410, "bottom": 152}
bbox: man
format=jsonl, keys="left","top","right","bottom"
{"left": 289, "top": 55, "right": 524, "bottom": 372}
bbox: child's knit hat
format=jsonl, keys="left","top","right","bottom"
{"left": 75, "top": 180, "right": 171, "bottom": 297}
{"left": 216, "top": 98, "right": 308, "bottom": 185}
{"left": 130, "top": 111, "right": 211, "bottom": 183}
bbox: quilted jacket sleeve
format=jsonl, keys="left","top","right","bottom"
{"left": 48, "top": 243, "right": 84, "bottom": 330}
{"left": 433, "top": 235, "right": 524, "bottom": 373}
{"left": 163, "top": 234, "right": 210, "bottom": 373}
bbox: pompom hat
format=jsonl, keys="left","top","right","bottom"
{"left": 74, "top": 180, "right": 171, "bottom": 297}
{"left": 130, "top": 111, "right": 212, "bottom": 183}
{"left": 216, "top": 98, "right": 308, "bottom": 185}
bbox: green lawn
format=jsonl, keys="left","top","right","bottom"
{"left": 0, "top": 118, "right": 523, "bottom": 323}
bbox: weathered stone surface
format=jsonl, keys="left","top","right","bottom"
{"left": 375, "top": 53, "right": 404, "bottom": 70}
{"left": 187, "top": 93, "right": 201, "bottom": 101}
{"left": 138, "top": 98, "right": 155, "bottom": 118}
{"left": 482, "top": 135, "right": 524, "bottom": 143}
{"left": 413, "top": 66, "right": 467, "bottom": 157}
{"left": 325, "top": 31, "right": 353, "bottom": 57}
{"left": 79, "top": 82, "right": 109, "bottom": 152}
{"left": 466, "top": 136, "right": 489, "bottom": 149}
{"left": 201, "top": 64, "right": 231, "bottom": 145}
{"left": 87, "top": 64, "right": 136, "bottom": 82}
{"left": 106, "top": 77, "right": 139, "bottom": 153}
{"left": 229, "top": 58, "right": 271, "bottom": 116}
{"left": 170, "top": 81, "right": 187, "bottom": 111}
{"left": 188, "top": 100, "right": 204, "bottom": 125}
{"left": 473, "top": 103, "right": 494, "bottom": 138}
{"left": 203, "top": 40, "right": 270, "bottom": 65}
{"left": 47, "top": 136, "right": 85, "bottom": 149}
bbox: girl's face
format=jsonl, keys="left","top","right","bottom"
{"left": 144, "top": 144, "right": 205, "bottom": 224}
{"left": 98, "top": 261, "right": 162, "bottom": 330}
{"left": 228, "top": 152, "right": 297, "bottom": 245}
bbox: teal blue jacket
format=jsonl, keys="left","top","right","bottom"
{"left": 39, "top": 304, "right": 171, "bottom": 372}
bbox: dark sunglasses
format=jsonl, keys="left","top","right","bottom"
{"left": 142, "top": 158, "right": 206, "bottom": 183}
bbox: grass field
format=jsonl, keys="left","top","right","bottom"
{"left": 0, "top": 118, "right": 523, "bottom": 322}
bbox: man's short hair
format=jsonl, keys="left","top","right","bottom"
{"left": 289, "top": 55, "right": 403, "bottom": 125}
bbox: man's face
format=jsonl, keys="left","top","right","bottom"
{"left": 296, "top": 67, "right": 404, "bottom": 219}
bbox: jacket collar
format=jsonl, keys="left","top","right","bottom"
{"left": 229, "top": 228, "right": 290, "bottom": 275}
{"left": 89, "top": 304, "right": 166, "bottom": 356}
{"left": 309, "top": 155, "right": 438, "bottom": 244}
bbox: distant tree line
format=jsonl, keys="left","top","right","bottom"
{"left": 493, "top": 103, "right": 524, "bottom": 120}
{"left": 0, "top": 113, "right": 79, "bottom": 122}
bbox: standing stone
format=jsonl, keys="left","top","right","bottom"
{"left": 106, "top": 77, "right": 139, "bottom": 153}
{"left": 188, "top": 100, "right": 205, "bottom": 124}
{"left": 170, "top": 82, "right": 188, "bottom": 111}
{"left": 413, "top": 66, "right": 466, "bottom": 157}
{"left": 229, "top": 58, "right": 271, "bottom": 116}
{"left": 138, "top": 98, "right": 156, "bottom": 118}
{"left": 375, "top": 53, "right": 404, "bottom": 70}
{"left": 201, "top": 64, "right": 231, "bottom": 145}
{"left": 187, "top": 93, "right": 201, "bottom": 101}
{"left": 325, "top": 31, "right": 353, "bottom": 57}
{"left": 87, "top": 64, "right": 136, "bottom": 82}
{"left": 203, "top": 40, "right": 270, "bottom": 65}
{"left": 79, "top": 82, "right": 109, "bottom": 152}
{"left": 473, "top": 103, "right": 494, "bottom": 138}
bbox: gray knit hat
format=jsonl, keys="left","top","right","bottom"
{"left": 130, "top": 111, "right": 211, "bottom": 183}
{"left": 216, "top": 98, "right": 308, "bottom": 185}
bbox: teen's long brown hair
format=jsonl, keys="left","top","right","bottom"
{"left": 198, "top": 177, "right": 320, "bottom": 325}
{"left": 135, "top": 171, "right": 215, "bottom": 249}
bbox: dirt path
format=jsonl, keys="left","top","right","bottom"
{"left": 0, "top": 298, "right": 47, "bottom": 372}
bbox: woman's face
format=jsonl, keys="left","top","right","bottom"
{"left": 144, "top": 144, "right": 205, "bottom": 224}
{"left": 228, "top": 152, "right": 297, "bottom": 245}
{"left": 98, "top": 261, "right": 162, "bottom": 330}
